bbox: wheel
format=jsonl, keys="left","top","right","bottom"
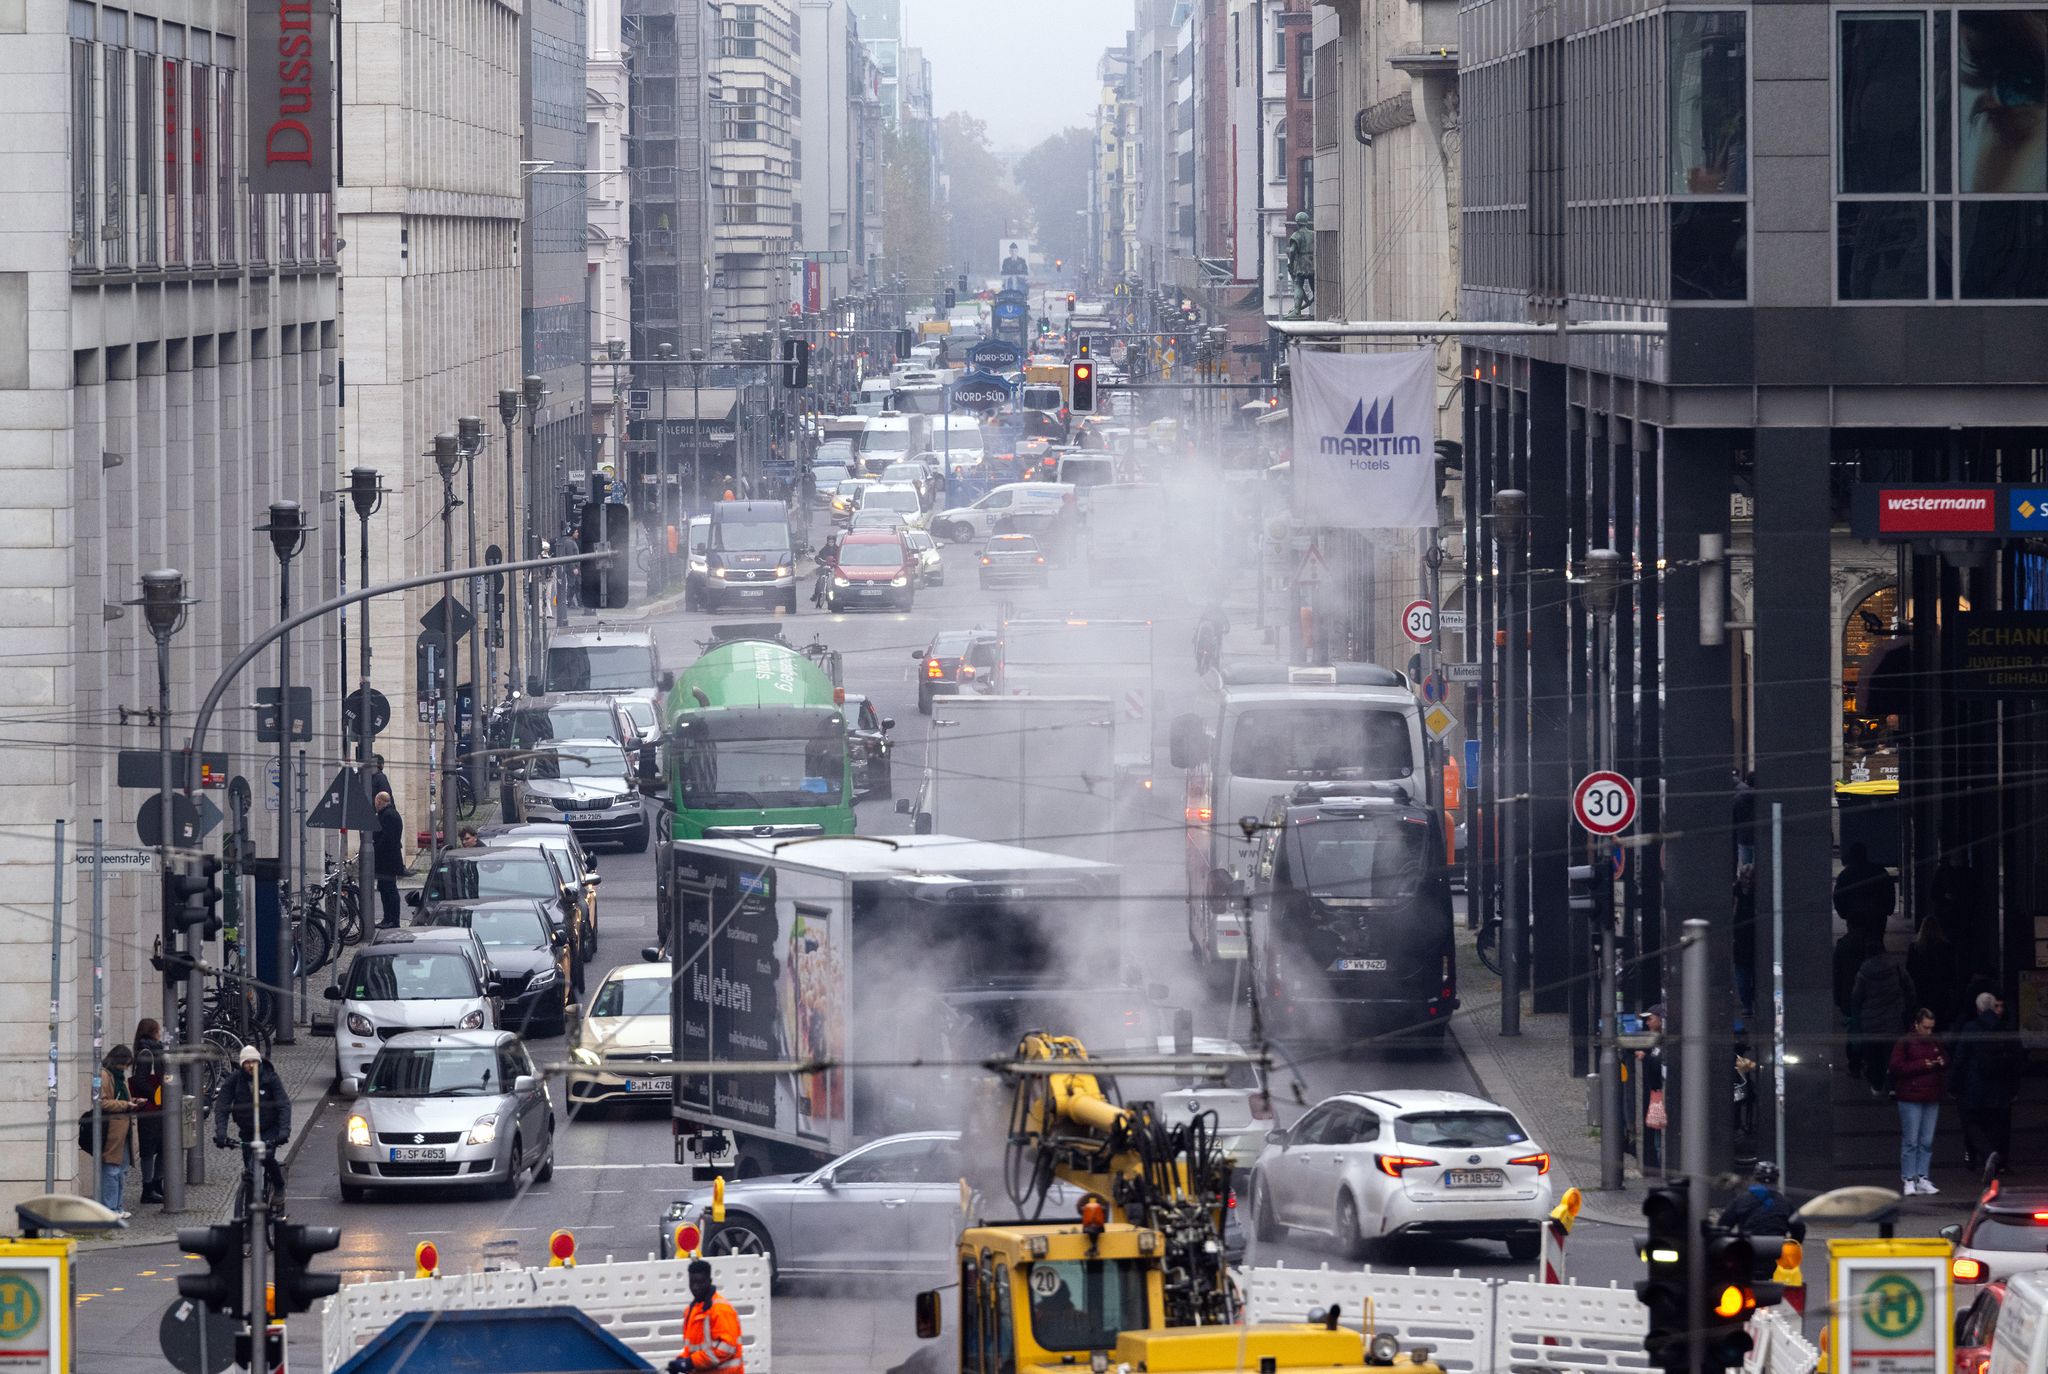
{"left": 535, "top": 1131, "right": 556, "bottom": 1183}
{"left": 917, "top": 685, "right": 933, "bottom": 715}
{"left": 624, "top": 821, "right": 650, "bottom": 854}
{"left": 946, "top": 522, "right": 975, "bottom": 545}
{"left": 1250, "top": 1173, "right": 1282, "bottom": 1243}
{"left": 339, "top": 1181, "right": 368, "bottom": 1204}
{"left": 498, "top": 1136, "right": 524, "bottom": 1199}
{"left": 1506, "top": 1228, "right": 1541, "bottom": 1263}
{"left": 581, "top": 916, "right": 597, "bottom": 961}
{"left": 702, "top": 1216, "right": 776, "bottom": 1278}
{"left": 1335, "top": 1192, "right": 1371, "bottom": 1262}
{"left": 1476, "top": 919, "right": 1503, "bottom": 976}
{"left": 875, "top": 759, "right": 894, "bottom": 800}
{"left": 784, "top": 590, "right": 799, "bottom": 614}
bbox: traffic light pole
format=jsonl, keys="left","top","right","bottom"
{"left": 245, "top": 1139, "right": 269, "bottom": 1345}
{"left": 153, "top": 632, "right": 189, "bottom": 1209}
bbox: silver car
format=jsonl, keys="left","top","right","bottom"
{"left": 507, "top": 738, "right": 649, "bottom": 852}
{"left": 337, "top": 1030, "right": 556, "bottom": 1201}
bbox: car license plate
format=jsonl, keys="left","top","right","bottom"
{"left": 625, "top": 1078, "right": 669, "bottom": 1093}
{"left": 1332, "top": 958, "right": 1388, "bottom": 972}
{"left": 1443, "top": 1168, "right": 1506, "bottom": 1188}
{"left": 389, "top": 1146, "right": 447, "bottom": 1162}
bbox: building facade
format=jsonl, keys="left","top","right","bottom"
{"left": 625, "top": 0, "right": 716, "bottom": 360}
{"left": 710, "top": 0, "right": 799, "bottom": 339}
{"left": 524, "top": 0, "right": 592, "bottom": 521}
{"left": 796, "top": 0, "right": 882, "bottom": 305}
{"left": 586, "top": 0, "right": 633, "bottom": 476}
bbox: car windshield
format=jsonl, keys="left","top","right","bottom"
{"left": 365, "top": 1046, "right": 501, "bottom": 1096}
{"left": 882, "top": 465, "right": 923, "bottom": 482}
{"left": 548, "top": 643, "right": 654, "bottom": 693}
{"left": 1025, "top": 1259, "right": 1150, "bottom": 1352}
{"left": 590, "top": 977, "right": 670, "bottom": 1018}
{"left": 426, "top": 854, "right": 559, "bottom": 902}
{"left": 1969, "top": 1216, "right": 2048, "bottom": 1251}
{"left": 345, "top": 952, "right": 479, "bottom": 1002}
{"left": 712, "top": 521, "right": 791, "bottom": 554}
{"left": 1394, "top": 1110, "right": 1529, "bottom": 1149}
{"left": 868, "top": 488, "right": 921, "bottom": 512}
{"left": 866, "top": 426, "right": 916, "bottom": 451}
{"left": 840, "top": 542, "right": 903, "bottom": 568}
{"left": 1230, "top": 706, "right": 1415, "bottom": 780}
{"left": 531, "top": 745, "right": 626, "bottom": 779}
{"left": 622, "top": 700, "right": 658, "bottom": 733}
{"left": 427, "top": 906, "right": 547, "bottom": 949}
{"left": 1296, "top": 815, "right": 1430, "bottom": 901}
{"left": 544, "top": 705, "right": 619, "bottom": 740}
{"left": 679, "top": 730, "right": 846, "bottom": 809}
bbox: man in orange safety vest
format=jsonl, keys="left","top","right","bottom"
{"left": 668, "top": 1259, "right": 744, "bottom": 1374}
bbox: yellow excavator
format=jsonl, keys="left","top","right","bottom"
{"left": 906, "top": 1032, "right": 1445, "bottom": 1374}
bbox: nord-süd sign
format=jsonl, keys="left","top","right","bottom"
{"left": 248, "top": 0, "right": 333, "bottom": 195}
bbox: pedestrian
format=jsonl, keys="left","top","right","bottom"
{"left": 1637, "top": 1004, "right": 1667, "bottom": 1174}
{"left": 372, "top": 790, "right": 406, "bottom": 928}
{"left": 458, "top": 826, "right": 482, "bottom": 848}
{"left": 129, "top": 1018, "right": 166, "bottom": 1205}
{"left": 213, "top": 1045, "right": 290, "bottom": 1201}
{"left": 369, "top": 753, "right": 394, "bottom": 802}
{"left": 1888, "top": 1007, "right": 1948, "bottom": 1195}
{"left": 668, "top": 1258, "right": 745, "bottom": 1374}
{"left": 1833, "top": 841, "right": 1897, "bottom": 942}
{"left": 1907, "top": 915, "right": 1968, "bottom": 1030}
{"left": 1950, "top": 990, "right": 2021, "bottom": 1175}
{"left": 1719, "top": 1160, "right": 1806, "bottom": 1239}
{"left": 1848, "top": 949, "right": 1915, "bottom": 1093}
{"left": 93, "top": 1045, "right": 137, "bottom": 1218}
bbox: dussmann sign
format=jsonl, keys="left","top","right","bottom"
{"left": 1850, "top": 484, "right": 2048, "bottom": 540}
{"left": 246, "top": 0, "right": 333, "bottom": 195}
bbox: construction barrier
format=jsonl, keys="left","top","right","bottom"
{"left": 1246, "top": 1264, "right": 1816, "bottom": 1374}
{"left": 318, "top": 1254, "right": 772, "bottom": 1374}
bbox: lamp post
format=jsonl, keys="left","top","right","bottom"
{"left": 137, "top": 569, "right": 191, "bottom": 1208}
{"left": 497, "top": 389, "right": 522, "bottom": 699}
{"left": 1579, "top": 546, "right": 1627, "bottom": 1189}
{"left": 656, "top": 342, "right": 674, "bottom": 591}
{"left": 346, "top": 468, "right": 383, "bottom": 946}
{"left": 431, "top": 432, "right": 463, "bottom": 858}
{"left": 456, "top": 416, "right": 485, "bottom": 802}
{"left": 521, "top": 374, "right": 555, "bottom": 651}
{"left": 1492, "top": 488, "right": 1529, "bottom": 1037}
{"left": 258, "top": 501, "right": 306, "bottom": 1044}
{"left": 689, "top": 348, "right": 705, "bottom": 515}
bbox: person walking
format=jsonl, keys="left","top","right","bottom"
{"left": 1849, "top": 950, "right": 1915, "bottom": 1093}
{"left": 1950, "top": 991, "right": 2022, "bottom": 1175}
{"left": 668, "top": 1259, "right": 745, "bottom": 1374}
{"left": 1888, "top": 1008, "right": 1948, "bottom": 1194}
{"left": 1833, "top": 842, "right": 1897, "bottom": 942}
{"left": 372, "top": 790, "right": 406, "bottom": 928}
{"left": 93, "top": 1045, "right": 138, "bottom": 1217}
{"left": 1637, "top": 1004, "right": 1667, "bottom": 1174}
{"left": 129, "top": 1019, "right": 166, "bottom": 1205}
{"left": 214, "top": 1044, "right": 291, "bottom": 1202}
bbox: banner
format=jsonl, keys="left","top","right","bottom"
{"left": 246, "top": 0, "right": 333, "bottom": 195}
{"left": 1289, "top": 346, "right": 1438, "bottom": 529}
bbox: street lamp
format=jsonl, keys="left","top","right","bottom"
{"left": 455, "top": 417, "right": 486, "bottom": 804}
{"left": 1577, "top": 546, "right": 1627, "bottom": 1189}
{"left": 521, "top": 374, "right": 552, "bottom": 650}
{"left": 656, "top": 343, "right": 675, "bottom": 589}
{"left": 1492, "top": 488, "right": 1529, "bottom": 1038}
{"left": 496, "top": 389, "right": 522, "bottom": 698}
{"left": 431, "top": 432, "right": 463, "bottom": 858}
{"left": 346, "top": 467, "right": 384, "bottom": 956}
{"left": 689, "top": 348, "right": 705, "bottom": 513}
{"left": 256, "top": 500, "right": 307, "bottom": 1046}
{"left": 135, "top": 568, "right": 193, "bottom": 1209}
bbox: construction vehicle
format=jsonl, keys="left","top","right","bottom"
{"left": 908, "top": 1032, "right": 1446, "bottom": 1374}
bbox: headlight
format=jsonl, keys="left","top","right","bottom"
{"left": 832, "top": 576, "right": 851, "bottom": 587}
{"left": 572, "top": 1046, "right": 602, "bottom": 1067}
{"left": 889, "top": 576, "right": 908, "bottom": 587}
{"left": 346, "top": 1114, "right": 372, "bottom": 1147}
{"left": 459, "top": 1009, "right": 486, "bottom": 1029}
{"left": 528, "top": 966, "right": 559, "bottom": 988}
{"left": 345, "top": 1012, "right": 374, "bottom": 1037}
{"left": 524, "top": 792, "right": 554, "bottom": 810}
{"left": 774, "top": 564, "right": 792, "bottom": 577}
{"left": 466, "top": 1113, "right": 500, "bottom": 1146}
{"left": 709, "top": 568, "right": 728, "bottom": 580}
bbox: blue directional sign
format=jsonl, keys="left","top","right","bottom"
{"left": 2011, "top": 489, "right": 2048, "bottom": 533}
{"left": 948, "top": 372, "right": 1014, "bottom": 410}
{"left": 967, "top": 340, "right": 1025, "bottom": 371}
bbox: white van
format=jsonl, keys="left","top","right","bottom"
{"left": 860, "top": 415, "right": 917, "bottom": 471}
{"left": 1991, "top": 1270, "right": 2048, "bottom": 1374}
{"left": 931, "top": 482, "right": 1075, "bottom": 544}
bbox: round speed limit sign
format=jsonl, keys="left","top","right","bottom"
{"left": 1572, "top": 771, "right": 1638, "bottom": 836}
{"left": 1401, "top": 599, "right": 1436, "bottom": 644}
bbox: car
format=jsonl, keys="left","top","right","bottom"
{"left": 503, "top": 739, "right": 649, "bottom": 852}
{"left": 978, "top": 533, "right": 1050, "bottom": 589}
{"left": 1103, "top": 1037, "right": 1272, "bottom": 1172}
{"left": 567, "top": 960, "right": 674, "bottom": 1110}
{"left": 414, "top": 845, "right": 594, "bottom": 982}
{"left": 1247, "top": 1089, "right": 1553, "bottom": 1261}
{"left": 414, "top": 899, "right": 573, "bottom": 1038}
{"left": 913, "top": 628, "right": 997, "bottom": 713}
{"left": 1948, "top": 1180, "right": 2048, "bottom": 1288}
{"left": 931, "top": 481, "right": 1075, "bottom": 544}
{"left": 336, "top": 1030, "right": 555, "bottom": 1201}
{"left": 904, "top": 529, "right": 944, "bottom": 587}
{"left": 683, "top": 515, "right": 713, "bottom": 611}
{"left": 826, "top": 530, "right": 915, "bottom": 612}
{"left": 831, "top": 477, "right": 876, "bottom": 520}
{"left": 318, "top": 940, "right": 497, "bottom": 1082}
{"left": 812, "top": 462, "right": 853, "bottom": 497}
{"left": 848, "top": 507, "right": 910, "bottom": 534}
{"left": 544, "top": 625, "right": 666, "bottom": 707}
{"left": 861, "top": 482, "right": 928, "bottom": 530}
{"left": 1954, "top": 1280, "right": 2006, "bottom": 1374}
{"left": 470, "top": 822, "right": 603, "bottom": 957}
{"left": 843, "top": 693, "right": 895, "bottom": 800}
{"left": 878, "top": 461, "right": 927, "bottom": 487}
{"left": 990, "top": 507, "right": 1072, "bottom": 562}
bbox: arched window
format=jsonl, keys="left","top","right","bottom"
{"left": 1275, "top": 117, "right": 1288, "bottom": 173}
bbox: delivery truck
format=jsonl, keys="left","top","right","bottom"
{"left": 661, "top": 833, "right": 1131, "bottom": 1177}
{"left": 902, "top": 695, "right": 1117, "bottom": 866}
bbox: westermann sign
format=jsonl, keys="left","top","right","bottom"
{"left": 1288, "top": 346, "right": 1437, "bottom": 528}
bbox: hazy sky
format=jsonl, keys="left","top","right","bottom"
{"left": 901, "top": 0, "right": 1133, "bottom": 153}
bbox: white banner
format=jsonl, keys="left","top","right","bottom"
{"left": 1289, "top": 346, "right": 1438, "bottom": 529}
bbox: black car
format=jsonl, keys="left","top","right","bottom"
{"left": 843, "top": 693, "right": 896, "bottom": 800}
{"left": 415, "top": 899, "right": 573, "bottom": 1037}
{"left": 413, "top": 847, "right": 593, "bottom": 993}
{"left": 913, "top": 628, "right": 998, "bottom": 714}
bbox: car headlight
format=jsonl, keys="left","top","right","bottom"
{"left": 832, "top": 575, "right": 851, "bottom": 587}
{"left": 346, "top": 1114, "right": 372, "bottom": 1147}
{"left": 709, "top": 568, "right": 728, "bottom": 580}
{"left": 889, "top": 576, "right": 908, "bottom": 587}
{"left": 466, "top": 1113, "right": 500, "bottom": 1146}
{"left": 774, "top": 564, "right": 792, "bottom": 577}
{"left": 528, "top": 966, "right": 559, "bottom": 989}
{"left": 524, "top": 792, "right": 555, "bottom": 810}
{"left": 459, "top": 1009, "right": 486, "bottom": 1029}
{"left": 572, "top": 1046, "right": 602, "bottom": 1067}
{"left": 345, "top": 1012, "right": 374, "bottom": 1037}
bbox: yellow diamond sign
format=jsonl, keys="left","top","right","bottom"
{"left": 1423, "top": 703, "right": 1457, "bottom": 739}
{"left": 2024, "top": 501, "right": 2038, "bottom": 519}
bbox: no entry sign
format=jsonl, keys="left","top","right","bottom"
{"left": 1572, "top": 771, "right": 1638, "bottom": 836}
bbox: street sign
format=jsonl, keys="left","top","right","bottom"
{"left": 1296, "top": 540, "right": 1327, "bottom": 586}
{"left": 73, "top": 848, "right": 157, "bottom": 871}
{"left": 415, "top": 634, "right": 447, "bottom": 700}
{"left": 1419, "top": 672, "right": 1447, "bottom": 704}
{"left": 1571, "top": 770, "right": 1638, "bottom": 836}
{"left": 254, "top": 685, "right": 313, "bottom": 744}
{"left": 1422, "top": 703, "right": 1457, "bottom": 739}
{"left": 1439, "top": 609, "right": 1467, "bottom": 635}
{"left": 135, "top": 792, "right": 222, "bottom": 848}
{"left": 1830, "top": 1240, "right": 1953, "bottom": 1374}
{"left": 1445, "top": 661, "right": 1482, "bottom": 684}
{"left": 159, "top": 1295, "right": 238, "bottom": 1374}
{"left": 420, "top": 595, "right": 474, "bottom": 641}
{"left": 305, "top": 768, "right": 378, "bottom": 831}
{"left": 967, "top": 340, "right": 1024, "bottom": 370}
{"left": 949, "top": 373, "right": 1014, "bottom": 410}
{"left": 341, "top": 688, "right": 392, "bottom": 739}
{"left": 116, "top": 750, "right": 230, "bottom": 790}
{"left": 1402, "top": 599, "right": 1436, "bottom": 644}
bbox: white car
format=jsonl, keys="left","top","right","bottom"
{"left": 568, "top": 960, "right": 673, "bottom": 1109}
{"left": 861, "top": 482, "right": 928, "bottom": 530}
{"left": 931, "top": 482, "right": 1074, "bottom": 544}
{"left": 1248, "top": 1089, "right": 1552, "bottom": 1260}
{"left": 905, "top": 529, "right": 945, "bottom": 587}
{"left": 1104, "top": 1037, "right": 1270, "bottom": 1171}
{"left": 321, "top": 940, "right": 497, "bottom": 1081}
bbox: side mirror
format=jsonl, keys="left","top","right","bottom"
{"left": 914, "top": 1289, "right": 943, "bottom": 1341}
{"left": 513, "top": 1075, "right": 538, "bottom": 1094}
{"left": 405, "top": 889, "right": 423, "bottom": 907}
{"left": 641, "top": 945, "right": 664, "bottom": 963}
{"left": 550, "top": 928, "right": 569, "bottom": 949}
{"left": 561, "top": 885, "right": 581, "bottom": 905}
{"left": 585, "top": 872, "right": 603, "bottom": 887}
{"left": 310, "top": 1017, "right": 336, "bottom": 1038}
{"left": 339, "top": 1076, "right": 361, "bottom": 1098}
{"left": 323, "top": 986, "right": 344, "bottom": 1002}
{"left": 1266, "top": 1126, "right": 1290, "bottom": 1149}
{"left": 895, "top": 797, "right": 912, "bottom": 814}
{"left": 818, "top": 1169, "right": 837, "bottom": 1191}
{"left": 880, "top": 718, "right": 895, "bottom": 732}
{"left": 1940, "top": 1224, "right": 1962, "bottom": 1243}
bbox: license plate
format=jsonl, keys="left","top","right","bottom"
{"left": 625, "top": 1078, "right": 670, "bottom": 1093}
{"left": 1443, "top": 1168, "right": 1506, "bottom": 1188}
{"left": 389, "top": 1146, "right": 446, "bottom": 1162}
{"left": 1332, "top": 958, "right": 1388, "bottom": 972}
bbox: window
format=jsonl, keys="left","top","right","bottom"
{"left": 162, "top": 40, "right": 182, "bottom": 265}
{"left": 101, "top": 18, "right": 127, "bottom": 269}
{"left": 1233, "top": 12, "right": 1241, "bottom": 87}
{"left": 1275, "top": 116, "right": 1287, "bottom": 171}
{"left": 69, "top": 36, "right": 95, "bottom": 268}
{"left": 1297, "top": 32, "right": 1313, "bottom": 97}
{"left": 830, "top": 1136, "right": 935, "bottom": 1184}
{"left": 1839, "top": 14, "right": 1924, "bottom": 194}
{"left": 215, "top": 59, "right": 235, "bottom": 262}
{"left": 190, "top": 54, "right": 210, "bottom": 264}
{"left": 1026, "top": 1260, "right": 1149, "bottom": 1353}
{"left": 1669, "top": 14, "right": 1746, "bottom": 194}
{"left": 133, "top": 48, "right": 156, "bottom": 266}
{"left": 1300, "top": 156, "right": 1314, "bottom": 212}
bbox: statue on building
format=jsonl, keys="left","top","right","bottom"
{"left": 1286, "top": 212, "right": 1315, "bottom": 318}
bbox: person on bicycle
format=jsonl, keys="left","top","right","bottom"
{"left": 215, "top": 1044, "right": 291, "bottom": 1201}
{"left": 811, "top": 535, "right": 841, "bottom": 608}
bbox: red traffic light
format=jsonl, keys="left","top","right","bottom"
{"left": 1074, "top": 363, "right": 1091, "bottom": 380}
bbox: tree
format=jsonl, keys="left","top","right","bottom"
{"left": 937, "top": 113, "right": 1029, "bottom": 280}
{"left": 1013, "top": 128, "right": 1093, "bottom": 274}
{"left": 882, "top": 123, "right": 945, "bottom": 293}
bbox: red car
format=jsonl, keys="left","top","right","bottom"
{"left": 1954, "top": 1280, "right": 2005, "bottom": 1374}
{"left": 826, "top": 530, "right": 915, "bottom": 612}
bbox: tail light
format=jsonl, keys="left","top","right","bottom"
{"left": 1508, "top": 1152, "right": 1551, "bottom": 1174}
{"left": 1227, "top": 1191, "right": 1238, "bottom": 1210}
{"left": 1186, "top": 806, "right": 1213, "bottom": 823}
{"left": 1034, "top": 556, "right": 1046, "bottom": 564}
{"left": 958, "top": 666, "right": 977, "bottom": 680}
{"left": 925, "top": 658, "right": 943, "bottom": 678}
{"left": 1952, "top": 1257, "right": 1988, "bottom": 1283}
{"left": 1376, "top": 1154, "right": 1435, "bottom": 1178}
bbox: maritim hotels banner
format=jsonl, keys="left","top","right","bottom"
{"left": 1288, "top": 346, "right": 1438, "bottom": 530}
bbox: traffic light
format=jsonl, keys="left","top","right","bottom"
{"left": 274, "top": 1221, "right": 342, "bottom": 1315}
{"left": 1634, "top": 1185, "right": 1691, "bottom": 1374}
{"left": 782, "top": 337, "right": 810, "bottom": 389}
{"left": 1054, "top": 257, "right": 1064, "bottom": 271}
{"left": 1701, "top": 1228, "right": 1759, "bottom": 1370}
{"left": 168, "top": 856, "right": 224, "bottom": 940}
{"left": 177, "top": 1220, "right": 247, "bottom": 1319}
{"left": 578, "top": 502, "right": 633, "bottom": 609}
{"left": 1076, "top": 335, "right": 1091, "bottom": 359}
{"left": 944, "top": 288, "right": 957, "bottom": 311}
{"left": 1070, "top": 361, "right": 1096, "bottom": 414}
{"left": 1066, "top": 292, "right": 1077, "bottom": 311}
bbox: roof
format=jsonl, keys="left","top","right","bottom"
{"left": 378, "top": 1028, "right": 511, "bottom": 1051}
{"left": 674, "top": 833, "right": 1116, "bottom": 880}
{"left": 1350, "top": 1089, "right": 1503, "bottom": 1113}
{"left": 549, "top": 624, "right": 655, "bottom": 648}
{"left": 334, "top": 1306, "right": 653, "bottom": 1374}
{"left": 602, "top": 960, "right": 672, "bottom": 981}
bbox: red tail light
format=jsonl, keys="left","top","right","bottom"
{"left": 1953, "top": 1257, "right": 1988, "bottom": 1282}
{"left": 1227, "top": 1191, "right": 1238, "bottom": 1210}
{"left": 1509, "top": 1153, "right": 1551, "bottom": 1174}
{"left": 925, "top": 658, "right": 943, "bottom": 678}
{"left": 1186, "top": 806, "right": 1213, "bottom": 823}
{"left": 1376, "top": 1155, "right": 1435, "bottom": 1178}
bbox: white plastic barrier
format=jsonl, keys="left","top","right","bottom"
{"left": 1247, "top": 1264, "right": 1495, "bottom": 1371}
{"left": 319, "top": 1254, "right": 772, "bottom": 1374}
{"left": 1745, "top": 1308, "right": 1822, "bottom": 1374}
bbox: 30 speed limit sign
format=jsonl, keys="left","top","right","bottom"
{"left": 1401, "top": 599, "right": 1435, "bottom": 644}
{"left": 1572, "top": 771, "right": 1638, "bottom": 836}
